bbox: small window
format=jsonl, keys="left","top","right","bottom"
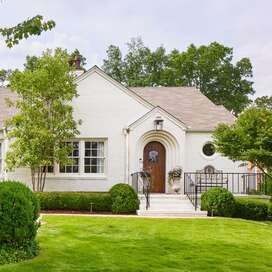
{"left": 84, "top": 141, "right": 105, "bottom": 173}
{"left": 60, "top": 142, "right": 79, "bottom": 173}
{"left": 202, "top": 142, "right": 215, "bottom": 157}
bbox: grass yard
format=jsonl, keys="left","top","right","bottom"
{"left": 236, "top": 195, "right": 271, "bottom": 204}
{"left": 1, "top": 215, "right": 272, "bottom": 272}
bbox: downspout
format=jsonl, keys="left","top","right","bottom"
{"left": 123, "top": 127, "right": 130, "bottom": 184}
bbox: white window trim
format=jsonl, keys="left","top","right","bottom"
{"left": 46, "top": 138, "right": 107, "bottom": 179}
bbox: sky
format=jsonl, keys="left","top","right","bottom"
{"left": 0, "top": 0, "right": 271, "bottom": 98}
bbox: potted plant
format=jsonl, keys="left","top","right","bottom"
{"left": 168, "top": 167, "right": 183, "bottom": 193}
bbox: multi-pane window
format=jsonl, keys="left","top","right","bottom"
{"left": 60, "top": 142, "right": 79, "bottom": 173}
{"left": 84, "top": 141, "right": 105, "bottom": 173}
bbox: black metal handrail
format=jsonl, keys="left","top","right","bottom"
{"left": 184, "top": 172, "right": 265, "bottom": 210}
{"left": 131, "top": 171, "right": 152, "bottom": 210}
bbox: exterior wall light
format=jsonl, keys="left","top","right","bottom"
{"left": 154, "top": 116, "right": 164, "bottom": 130}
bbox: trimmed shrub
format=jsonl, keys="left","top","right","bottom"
{"left": 0, "top": 181, "right": 40, "bottom": 245}
{"left": 0, "top": 181, "right": 40, "bottom": 264}
{"left": 201, "top": 187, "right": 235, "bottom": 217}
{"left": 109, "top": 183, "right": 139, "bottom": 213}
{"left": 36, "top": 192, "right": 112, "bottom": 212}
{"left": 266, "top": 203, "right": 272, "bottom": 220}
{"left": 260, "top": 173, "right": 272, "bottom": 196}
{"left": 0, "top": 240, "right": 38, "bottom": 265}
{"left": 234, "top": 198, "right": 269, "bottom": 221}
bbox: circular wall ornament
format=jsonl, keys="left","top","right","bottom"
{"left": 202, "top": 142, "right": 215, "bottom": 157}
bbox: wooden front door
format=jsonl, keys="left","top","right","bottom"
{"left": 143, "top": 141, "right": 166, "bottom": 193}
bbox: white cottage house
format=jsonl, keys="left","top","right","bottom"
{"left": 0, "top": 66, "right": 252, "bottom": 214}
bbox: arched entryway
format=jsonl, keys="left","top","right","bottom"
{"left": 143, "top": 141, "right": 166, "bottom": 193}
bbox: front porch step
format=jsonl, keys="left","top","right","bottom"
{"left": 137, "top": 210, "right": 207, "bottom": 217}
{"left": 137, "top": 194, "right": 207, "bottom": 217}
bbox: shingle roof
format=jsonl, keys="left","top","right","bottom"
{"left": 0, "top": 86, "right": 235, "bottom": 131}
{"left": 131, "top": 87, "right": 235, "bottom": 130}
{"left": 0, "top": 87, "right": 17, "bottom": 129}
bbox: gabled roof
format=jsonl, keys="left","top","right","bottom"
{"left": 128, "top": 106, "right": 188, "bottom": 130}
{"left": 131, "top": 87, "right": 235, "bottom": 131}
{"left": 76, "top": 65, "right": 154, "bottom": 110}
{"left": 0, "top": 67, "right": 236, "bottom": 131}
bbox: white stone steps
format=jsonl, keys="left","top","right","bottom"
{"left": 137, "top": 193, "right": 207, "bottom": 218}
{"left": 137, "top": 210, "right": 207, "bottom": 217}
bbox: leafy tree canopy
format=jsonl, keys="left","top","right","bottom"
{"left": 24, "top": 49, "right": 87, "bottom": 72}
{"left": 6, "top": 48, "right": 80, "bottom": 191}
{"left": 0, "top": 69, "right": 12, "bottom": 87}
{"left": 69, "top": 49, "right": 87, "bottom": 68}
{"left": 213, "top": 107, "right": 272, "bottom": 178}
{"left": 254, "top": 95, "right": 272, "bottom": 110}
{"left": 103, "top": 37, "right": 254, "bottom": 115}
{"left": 0, "top": 15, "right": 55, "bottom": 48}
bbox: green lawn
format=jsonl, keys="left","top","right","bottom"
{"left": 1, "top": 215, "right": 272, "bottom": 272}
{"left": 236, "top": 195, "right": 271, "bottom": 204}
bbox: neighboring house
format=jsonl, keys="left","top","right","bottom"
{"left": 0, "top": 66, "right": 246, "bottom": 193}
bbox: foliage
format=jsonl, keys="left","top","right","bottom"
{"left": 69, "top": 49, "right": 87, "bottom": 68}
{"left": 234, "top": 197, "right": 269, "bottom": 221}
{"left": 0, "top": 181, "right": 40, "bottom": 258}
{"left": 0, "top": 69, "right": 12, "bottom": 87}
{"left": 259, "top": 172, "right": 272, "bottom": 195}
{"left": 103, "top": 37, "right": 254, "bottom": 115}
{"left": 213, "top": 107, "right": 272, "bottom": 179}
{"left": 24, "top": 49, "right": 87, "bottom": 73}
{"left": 0, "top": 240, "right": 38, "bottom": 265}
{"left": 6, "top": 48, "right": 80, "bottom": 191}
{"left": 168, "top": 167, "right": 182, "bottom": 185}
{"left": 109, "top": 183, "right": 139, "bottom": 213}
{"left": 201, "top": 187, "right": 235, "bottom": 216}
{"left": 23, "top": 55, "right": 40, "bottom": 71}
{"left": 254, "top": 95, "right": 272, "bottom": 110}
{"left": 36, "top": 192, "right": 112, "bottom": 212}
{"left": 0, "top": 15, "right": 55, "bottom": 48}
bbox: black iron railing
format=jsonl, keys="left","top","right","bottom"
{"left": 131, "top": 171, "right": 152, "bottom": 210}
{"left": 184, "top": 172, "right": 265, "bottom": 210}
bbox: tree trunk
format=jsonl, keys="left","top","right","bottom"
{"left": 31, "top": 166, "right": 47, "bottom": 192}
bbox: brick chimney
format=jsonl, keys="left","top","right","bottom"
{"left": 69, "top": 55, "right": 85, "bottom": 77}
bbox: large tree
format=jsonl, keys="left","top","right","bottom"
{"left": 5, "top": 49, "right": 80, "bottom": 191}
{"left": 213, "top": 107, "right": 272, "bottom": 179}
{"left": 103, "top": 38, "right": 254, "bottom": 115}
{"left": 254, "top": 95, "right": 272, "bottom": 110}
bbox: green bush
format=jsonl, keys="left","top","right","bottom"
{"left": 36, "top": 192, "right": 112, "bottom": 212}
{"left": 0, "top": 181, "right": 40, "bottom": 245}
{"left": 259, "top": 173, "right": 272, "bottom": 195}
{"left": 234, "top": 198, "right": 269, "bottom": 221}
{"left": 0, "top": 240, "right": 39, "bottom": 265}
{"left": 0, "top": 181, "right": 40, "bottom": 264}
{"left": 201, "top": 187, "right": 235, "bottom": 217}
{"left": 109, "top": 183, "right": 139, "bottom": 213}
